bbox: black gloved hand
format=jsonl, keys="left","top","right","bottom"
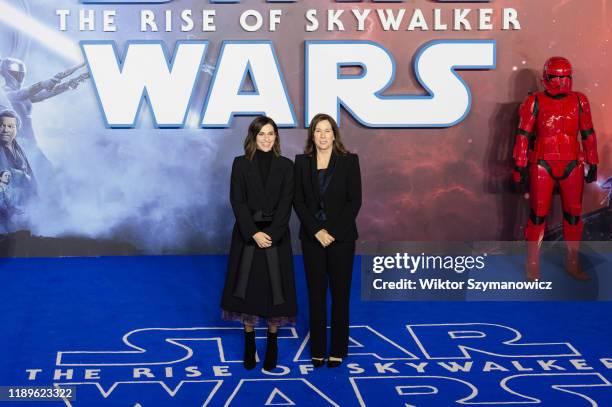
{"left": 512, "top": 165, "right": 528, "bottom": 185}
{"left": 586, "top": 164, "right": 597, "bottom": 184}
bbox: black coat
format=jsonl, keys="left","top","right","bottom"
{"left": 220, "top": 154, "right": 297, "bottom": 317}
{"left": 294, "top": 152, "right": 362, "bottom": 242}
{"left": 0, "top": 141, "right": 35, "bottom": 191}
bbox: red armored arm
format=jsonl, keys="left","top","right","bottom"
{"left": 576, "top": 92, "right": 599, "bottom": 165}
{"left": 512, "top": 94, "right": 537, "bottom": 182}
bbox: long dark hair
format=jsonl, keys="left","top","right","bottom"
{"left": 304, "top": 113, "right": 349, "bottom": 155}
{"left": 244, "top": 116, "right": 281, "bottom": 160}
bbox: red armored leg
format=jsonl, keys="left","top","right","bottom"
{"left": 559, "top": 162, "right": 588, "bottom": 280}
{"left": 525, "top": 163, "right": 555, "bottom": 280}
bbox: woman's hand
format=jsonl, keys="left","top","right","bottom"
{"left": 253, "top": 231, "right": 272, "bottom": 248}
{"left": 315, "top": 229, "right": 335, "bottom": 248}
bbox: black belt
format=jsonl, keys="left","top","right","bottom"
{"left": 253, "top": 210, "right": 274, "bottom": 223}
{"left": 537, "top": 159, "right": 579, "bottom": 181}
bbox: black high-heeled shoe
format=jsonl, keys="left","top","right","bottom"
{"left": 327, "top": 357, "right": 343, "bottom": 368}
{"left": 311, "top": 358, "right": 325, "bottom": 368}
{"left": 263, "top": 331, "right": 278, "bottom": 371}
{"left": 243, "top": 330, "right": 256, "bottom": 370}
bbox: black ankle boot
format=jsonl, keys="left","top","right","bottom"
{"left": 243, "top": 330, "right": 256, "bottom": 370}
{"left": 264, "top": 331, "right": 278, "bottom": 371}
{"left": 311, "top": 358, "right": 325, "bottom": 368}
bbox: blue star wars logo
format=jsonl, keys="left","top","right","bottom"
{"left": 25, "top": 323, "right": 612, "bottom": 406}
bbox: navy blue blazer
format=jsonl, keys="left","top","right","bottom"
{"left": 293, "top": 152, "right": 361, "bottom": 242}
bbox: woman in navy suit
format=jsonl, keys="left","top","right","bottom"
{"left": 294, "top": 113, "right": 362, "bottom": 367}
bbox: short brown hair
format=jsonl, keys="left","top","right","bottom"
{"left": 304, "top": 113, "right": 349, "bottom": 155}
{"left": 0, "top": 109, "right": 21, "bottom": 130}
{"left": 244, "top": 116, "right": 281, "bottom": 160}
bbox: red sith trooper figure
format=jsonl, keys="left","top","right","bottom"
{"left": 512, "top": 57, "right": 599, "bottom": 281}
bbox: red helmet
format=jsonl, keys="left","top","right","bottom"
{"left": 542, "top": 57, "right": 572, "bottom": 95}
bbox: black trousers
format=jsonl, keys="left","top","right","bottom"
{"left": 301, "top": 239, "right": 355, "bottom": 358}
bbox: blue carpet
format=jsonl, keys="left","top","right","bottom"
{"left": 1, "top": 256, "right": 611, "bottom": 406}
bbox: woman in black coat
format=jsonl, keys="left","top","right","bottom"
{"left": 294, "top": 113, "right": 362, "bottom": 368}
{"left": 221, "top": 116, "right": 297, "bottom": 371}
